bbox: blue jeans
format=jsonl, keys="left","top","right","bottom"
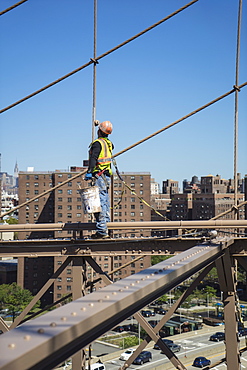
{"left": 94, "top": 175, "right": 111, "bottom": 235}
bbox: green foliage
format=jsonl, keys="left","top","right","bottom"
{"left": 0, "top": 283, "right": 40, "bottom": 321}
{"left": 205, "top": 267, "right": 218, "bottom": 282}
{"left": 157, "top": 294, "right": 168, "bottom": 304}
{"left": 123, "top": 336, "right": 140, "bottom": 348}
{"left": 151, "top": 255, "right": 171, "bottom": 265}
{"left": 5, "top": 217, "right": 18, "bottom": 225}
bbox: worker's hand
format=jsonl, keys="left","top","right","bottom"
{"left": 85, "top": 173, "right": 93, "bottom": 181}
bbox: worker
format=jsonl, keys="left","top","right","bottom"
{"left": 85, "top": 121, "right": 113, "bottom": 239}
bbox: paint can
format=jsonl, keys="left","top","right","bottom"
{"left": 79, "top": 186, "right": 101, "bottom": 214}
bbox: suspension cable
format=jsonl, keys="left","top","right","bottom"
{"left": 233, "top": 0, "right": 242, "bottom": 211}
{"left": 0, "top": 0, "right": 28, "bottom": 16}
{"left": 113, "top": 82, "right": 247, "bottom": 158}
{"left": 1, "top": 82, "right": 246, "bottom": 220}
{"left": 0, "top": 0, "right": 198, "bottom": 114}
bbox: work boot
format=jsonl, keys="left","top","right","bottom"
{"left": 91, "top": 232, "right": 110, "bottom": 239}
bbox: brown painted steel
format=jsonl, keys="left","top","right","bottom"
{"left": 0, "top": 242, "right": 225, "bottom": 370}
{"left": 1, "top": 219, "right": 247, "bottom": 232}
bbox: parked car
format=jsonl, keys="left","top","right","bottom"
{"left": 133, "top": 351, "right": 152, "bottom": 365}
{"left": 153, "top": 338, "right": 173, "bottom": 350}
{"left": 122, "top": 324, "right": 132, "bottom": 331}
{"left": 127, "top": 323, "right": 138, "bottom": 332}
{"left": 238, "top": 327, "right": 247, "bottom": 337}
{"left": 141, "top": 310, "right": 154, "bottom": 317}
{"left": 155, "top": 308, "right": 167, "bottom": 315}
{"left": 209, "top": 332, "right": 225, "bottom": 342}
{"left": 113, "top": 325, "right": 125, "bottom": 333}
{"left": 166, "top": 343, "right": 181, "bottom": 353}
{"left": 85, "top": 362, "right": 105, "bottom": 370}
{"left": 193, "top": 356, "right": 211, "bottom": 368}
{"left": 119, "top": 348, "right": 136, "bottom": 361}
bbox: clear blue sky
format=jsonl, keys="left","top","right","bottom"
{"left": 0, "top": 0, "right": 246, "bottom": 190}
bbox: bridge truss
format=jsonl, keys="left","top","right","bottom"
{"left": 0, "top": 221, "right": 247, "bottom": 370}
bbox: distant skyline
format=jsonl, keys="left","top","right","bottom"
{"left": 1, "top": 0, "right": 246, "bottom": 188}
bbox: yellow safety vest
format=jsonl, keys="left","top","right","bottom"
{"left": 91, "top": 138, "right": 113, "bottom": 175}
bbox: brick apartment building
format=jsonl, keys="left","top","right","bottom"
{"left": 18, "top": 169, "right": 152, "bottom": 306}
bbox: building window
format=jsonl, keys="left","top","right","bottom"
{"left": 67, "top": 213, "right": 72, "bottom": 218}
{"left": 34, "top": 182, "right": 39, "bottom": 187}
{"left": 58, "top": 189, "right": 63, "bottom": 194}
{"left": 67, "top": 286, "right": 72, "bottom": 291}
{"left": 58, "top": 197, "right": 62, "bottom": 202}
{"left": 57, "top": 286, "right": 62, "bottom": 290}
{"left": 131, "top": 212, "right": 135, "bottom": 216}
{"left": 140, "top": 190, "right": 143, "bottom": 195}
{"left": 57, "top": 277, "right": 62, "bottom": 282}
{"left": 131, "top": 176, "right": 135, "bottom": 180}
{"left": 77, "top": 213, "right": 81, "bottom": 217}
{"left": 58, "top": 213, "right": 63, "bottom": 217}
{"left": 26, "top": 175, "right": 30, "bottom": 180}
{"left": 26, "top": 190, "right": 30, "bottom": 195}
{"left": 67, "top": 205, "right": 72, "bottom": 210}
{"left": 131, "top": 197, "right": 135, "bottom": 202}
{"left": 104, "top": 263, "right": 108, "bottom": 268}
{"left": 68, "top": 182, "right": 72, "bottom": 187}
{"left": 58, "top": 174, "right": 63, "bottom": 178}
{"left": 57, "top": 261, "right": 62, "bottom": 265}
{"left": 34, "top": 190, "right": 39, "bottom": 195}
{"left": 67, "top": 190, "right": 72, "bottom": 195}
{"left": 26, "top": 182, "right": 30, "bottom": 187}
{"left": 58, "top": 205, "right": 62, "bottom": 210}
{"left": 67, "top": 277, "right": 72, "bottom": 282}
{"left": 77, "top": 197, "right": 81, "bottom": 202}
{"left": 67, "top": 269, "right": 72, "bottom": 274}
{"left": 77, "top": 205, "right": 81, "bottom": 210}
{"left": 34, "top": 175, "right": 39, "bottom": 180}
{"left": 68, "top": 197, "right": 72, "bottom": 202}
{"left": 131, "top": 183, "right": 135, "bottom": 187}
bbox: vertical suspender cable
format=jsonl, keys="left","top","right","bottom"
{"left": 91, "top": 0, "right": 98, "bottom": 142}
{"left": 234, "top": 0, "right": 242, "bottom": 217}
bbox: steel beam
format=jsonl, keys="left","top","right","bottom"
{"left": 1, "top": 220, "right": 247, "bottom": 232}
{"left": 0, "top": 242, "right": 226, "bottom": 370}
{"left": 2, "top": 237, "right": 245, "bottom": 258}
{"left": 216, "top": 250, "right": 240, "bottom": 370}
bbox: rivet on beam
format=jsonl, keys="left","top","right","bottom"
{"left": 8, "top": 343, "right": 16, "bottom": 349}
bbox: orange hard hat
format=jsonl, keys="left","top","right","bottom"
{"left": 99, "top": 121, "right": 113, "bottom": 135}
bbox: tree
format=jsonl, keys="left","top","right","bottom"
{"left": 151, "top": 255, "right": 171, "bottom": 266}
{"left": 0, "top": 283, "right": 40, "bottom": 321}
{"left": 202, "top": 286, "right": 217, "bottom": 305}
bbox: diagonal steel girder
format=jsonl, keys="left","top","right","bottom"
{"left": 0, "top": 241, "right": 229, "bottom": 370}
